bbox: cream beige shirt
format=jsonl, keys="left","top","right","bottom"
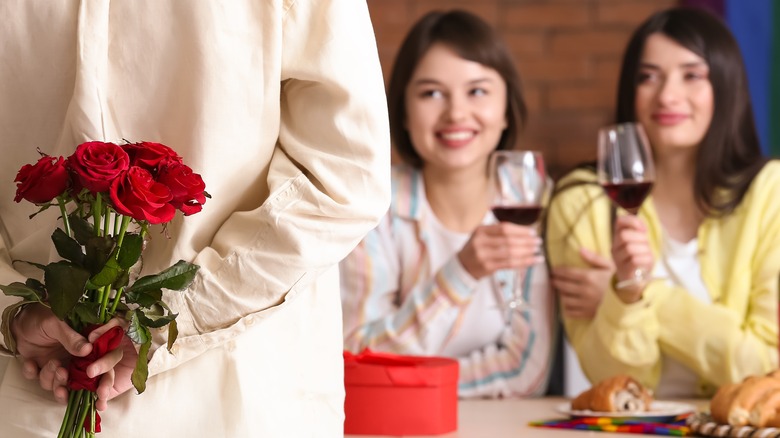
{"left": 0, "top": 1, "right": 391, "bottom": 436}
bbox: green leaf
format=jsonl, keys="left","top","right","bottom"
{"left": 68, "top": 214, "right": 94, "bottom": 245}
{"left": 124, "top": 288, "right": 163, "bottom": 307}
{"left": 0, "top": 282, "right": 44, "bottom": 302}
{"left": 137, "top": 305, "right": 177, "bottom": 329}
{"left": 127, "top": 260, "right": 199, "bottom": 294}
{"left": 126, "top": 311, "right": 151, "bottom": 345}
{"left": 51, "top": 228, "right": 85, "bottom": 265}
{"left": 131, "top": 339, "right": 151, "bottom": 394}
{"left": 89, "top": 257, "right": 122, "bottom": 287}
{"left": 116, "top": 233, "right": 143, "bottom": 269}
{"left": 84, "top": 236, "right": 114, "bottom": 275}
{"left": 167, "top": 319, "right": 179, "bottom": 351}
{"left": 71, "top": 302, "right": 102, "bottom": 325}
{"left": 112, "top": 269, "right": 130, "bottom": 290}
{"left": 24, "top": 278, "right": 45, "bottom": 294}
{"left": 44, "top": 261, "right": 90, "bottom": 320}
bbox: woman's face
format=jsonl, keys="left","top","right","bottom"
{"left": 635, "top": 33, "right": 714, "bottom": 157}
{"left": 404, "top": 43, "right": 508, "bottom": 173}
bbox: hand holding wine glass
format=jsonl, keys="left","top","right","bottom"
{"left": 489, "top": 150, "right": 548, "bottom": 310}
{"left": 597, "top": 122, "right": 655, "bottom": 290}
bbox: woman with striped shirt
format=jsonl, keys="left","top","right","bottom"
{"left": 340, "top": 9, "right": 555, "bottom": 398}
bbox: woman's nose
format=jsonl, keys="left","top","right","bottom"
{"left": 657, "top": 77, "right": 682, "bottom": 105}
{"left": 444, "top": 94, "right": 468, "bottom": 121}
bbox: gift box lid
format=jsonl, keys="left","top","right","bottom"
{"left": 344, "top": 349, "right": 459, "bottom": 388}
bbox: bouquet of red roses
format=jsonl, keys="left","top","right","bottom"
{"left": 1, "top": 140, "right": 208, "bottom": 437}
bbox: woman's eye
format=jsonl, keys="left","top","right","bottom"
{"left": 684, "top": 71, "right": 707, "bottom": 81}
{"left": 470, "top": 88, "right": 487, "bottom": 96}
{"left": 637, "top": 72, "right": 657, "bottom": 84}
{"left": 421, "top": 89, "right": 443, "bottom": 99}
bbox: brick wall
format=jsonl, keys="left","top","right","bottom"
{"left": 367, "top": 0, "right": 677, "bottom": 178}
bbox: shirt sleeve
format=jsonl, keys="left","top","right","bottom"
{"left": 456, "top": 263, "right": 554, "bottom": 398}
{"left": 341, "top": 215, "right": 481, "bottom": 355}
{"left": 545, "top": 170, "right": 663, "bottom": 388}
{"left": 148, "top": 0, "right": 391, "bottom": 375}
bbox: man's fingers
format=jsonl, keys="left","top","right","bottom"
{"left": 21, "top": 359, "right": 39, "bottom": 380}
{"left": 88, "top": 346, "right": 124, "bottom": 379}
{"left": 579, "top": 248, "right": 614, "bottom": 269}
{"left": 87, "top": 319, "right": 125, "bottom": 343}
{"left": 44, "top": 319, "right": 91, "bottom": 358}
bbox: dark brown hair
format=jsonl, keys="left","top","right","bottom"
{"left": 616, "top": 6, "right": 767, "bottom": 216}
{"left": 387, "top": 10, "right": 527, "bottom": 168}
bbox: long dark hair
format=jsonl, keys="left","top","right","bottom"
{"left": 616, "top": 6, "right": 767, "bottom": 216}
{"left": 387, "top": 10, "right": 527, "bottom": 168}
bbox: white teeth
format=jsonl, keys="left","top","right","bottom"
{"left": 440, "top": 131, "right": 473, "bottom": 141}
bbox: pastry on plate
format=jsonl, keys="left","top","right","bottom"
{"left": 571, "top": 374, "right": 653, "bottom": 413}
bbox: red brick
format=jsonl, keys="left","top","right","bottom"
{"left": 548, "top": 83, "right": 616, "bottom": 111}
{"left": 549, "top": 29, "right": 633, "bottom": 56}
{"left": 519, "top": 56, "right": 591, "bottom": 84}
{"left": 411, "top": 0, "right": 500, "bottom": 25}
{"left": 521, "top": 85, "right": 543, "bottom": 113}
{"left": 593, "top": 57, "right": 624, "bottom": 90}
{"left": 595, "top": 0, "right": 678, "bottom": 27}
{"left": 502, "top": 31, "right": 548, "bottom": 57}
{"left": 502, "top": 3, "right": 590, "bottom": 30}
{"left": 367, "top": 0, "right": 411, "bottom": 28}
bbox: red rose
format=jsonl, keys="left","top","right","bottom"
{"left": 123, "top": 141, "right": 182, "bottom": 174}
{"left": 68, "top": 141, "right": 130, "bottom": 193}
{"left": 13, "top": 155, "right": 70, "bottom": 204}
{"left": 157, "top": 162, "right": 207, "bottom": 215}
{"left": 109, "top": 166, "right": 175, "bottom": 224}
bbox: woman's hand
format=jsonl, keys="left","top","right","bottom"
{"left": 611, "top": 214, "right": 655, "bottom": 303}
{"left": 11, "top": 303, "right": 139, "bottom": 411}
{"left": 458, "top": 222, "right": 543, "bottom": 279}
{"left": 552, "top": 248, "right": 614, "bottom": 319}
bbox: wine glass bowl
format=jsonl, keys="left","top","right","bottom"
{"left": 489, "top": 150, "right": 547, "bottom": 310}
{"left": 597, "top": 122, "right": 655, "bottom": 288}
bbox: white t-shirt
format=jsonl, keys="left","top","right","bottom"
{"left": 654, "top": 232, "right": 711, "bottom": 398}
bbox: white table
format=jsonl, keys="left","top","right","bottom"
{"left": 346, "top": 397, "right": 708, "bottom": 438}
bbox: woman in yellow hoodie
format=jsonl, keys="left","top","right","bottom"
{"left": 545, "top": 6, "right": 780, "bottom": 398}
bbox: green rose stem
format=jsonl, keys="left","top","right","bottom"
{"left": 58, "top": 390, "right": 78, "bottom": 438}
{"left": 101, "top": 215, "right": 131, "bottom": 321}
{"left": 57, "top": 196, "right": 72, "bottom": 238}
{"left": 92, "top": 194, "right": 103, "bottom": 236}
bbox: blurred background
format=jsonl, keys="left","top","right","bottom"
{"left": 366, "top": 0, "right": 780, "bottom": 179}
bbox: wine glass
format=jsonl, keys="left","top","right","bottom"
{"left": 489, "top": 150, "right": 548, "bottom": 311}
{"left": 597, "top": 122, "right": 655, "bottom": 289}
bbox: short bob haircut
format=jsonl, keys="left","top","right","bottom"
{"left": 387, "top": 10, "right": 527, "bottom": 168}
{"left": 616, "top": 6, "right": 767, "bottom": 215}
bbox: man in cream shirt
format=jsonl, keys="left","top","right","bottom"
{"left": 0, "top": 1, "right": 390, "bottom": 436}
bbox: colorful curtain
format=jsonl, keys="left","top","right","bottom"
{"left": 681, "top": 0, "right": 779, "bottom": 156}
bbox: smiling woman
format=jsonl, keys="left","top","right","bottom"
{"left": 340, "top": 9, "right": 556, "bottom": 399}
{"left": 545, "top": 6, "right": 780, "bottom": 400}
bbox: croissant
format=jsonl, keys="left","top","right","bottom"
{"left": 571, "top": 375, "right": 653, "bottom": 413}
{"left": 709, "top": 372, "right": 780, "bottom": 427}
{"left": 749, "top": 388, "right": 780, "bottom": 428}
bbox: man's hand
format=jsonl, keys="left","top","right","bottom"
{"left": 11, "top": 303, "right": 139, "bottom": 410}
{"left": 552, "top": 248, "right": 615, "bottom": 319}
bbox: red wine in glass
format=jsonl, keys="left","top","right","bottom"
{"left": 489, "top": 150, "right": 548, "bottom": 311}
{"left": 491, "top": 205, "right": 542, "bottom": 226}
{"left": 597, "top": 122, "right": 656, "bottom": 288}
{"left": 601, "top": 181, "right": 654, "bottom": 215}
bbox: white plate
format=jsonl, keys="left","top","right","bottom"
{"left": 556, "top": 401, "right": 697, "bottom": 422}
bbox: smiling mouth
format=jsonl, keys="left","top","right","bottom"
{"left": 652, "top": 114, "right": 689, "bottom": 125}
{"left": 439, "top": 131, "right": 474, "bottom": 141}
